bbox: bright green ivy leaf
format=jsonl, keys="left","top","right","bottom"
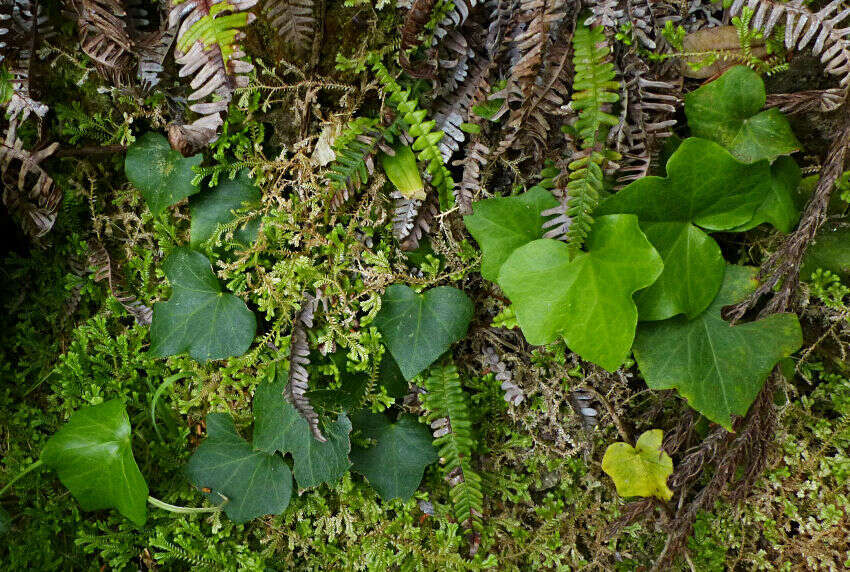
{"left": 633, "top": 266, "right": 803, "bottom": 429}
{"left": 685, "top": 65, "right": 800, "bottom": 163}
{"left": 601, "top": 429, "right": 673, "bottom": 501}
{"left": 253, "top": 370, "right": 352, "bottom": 489}
{"left": 498, "top": 214, "right": 663, "bottom": 371}
{"left": 463, "top": 187, "right": 559, "bottom": 282}
{"left": 597, "top": 137, "right": 774, "bottom": 320}
{"left": 349, "top": 412, "right": 437, "bottom": 500}
{"left": 41, "top": 400, "right": 148, "bottom": 526}
{"left": 189, "top": 170, "right": 262, "bottom": 247}
{"left": 374, "top": 285, "right": 473, "bottom": 380}
{"left": 150, "top": 248, "right": 256, "bottom": 362}
{"left": 730, "top": 156, "right": 802, "bottom": 233}
{"left": 124, "top": 132, "right": 203, "bottom": 216}
{"left": 186, "top": 413, "right": 292, "bottom": 523}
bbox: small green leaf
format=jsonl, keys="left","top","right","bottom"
{"left": 41, "top": 400, "right": 148, "bottom": 525}
{"left": 498, "top": 214, "right": 663, "bottom": 371}
{"left": 464, "top": 187, "right": 559, "bottom": 282}
{"left": 598, "top": 138, "right": 774, "bottom": 319}
{"left": 380, "top": 146, "right": 425, "bottom": 200}
{"left": 186, "top": 413, "right": 292, "bottom": 523}
{"left": 125, "top": 132, "right": 203, "bottom": 216}
{"left": 253, "top": 370, "right": 352, "bottom": 489}
{"left": 602, "top": 429, "right": 673, "bottom": 501}
{"left": 349, "top": 412, "right": 437, "bottom": 500}
{"left": 150, "top": 248, "right": 256, "bottom": 362}
{"left": 189, "top": 170, "right": 262, "bottom": 247}
{"left": 633, "top": 266, "right": 803, "bottom": 429}
{"left": 374, "top": 285, "right": 473, "bottom": 380}
{"left": 685, "top": 66, "right": 800, "bottom": 163}
{"left": 801, "top": 224, "right": 850, "bottom": 280}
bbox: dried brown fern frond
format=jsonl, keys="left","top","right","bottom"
{"left": 765, "top": 87, "right": 845, "bottom": 114}
{"left": 391, "top": 189, "right": 437, "bottom": 251}
{"left": 614, "top": 56, "right": 680, "bottom": 188}
{"left": 167, "top": 0, "right": 257, "bottom": 155}
{"left": 452, "top": 140, "right": 488, "bottom": 215}
{"left": 1, "top": 0, "right": 52, "bottom": 122}
{"left": 0, "top": 118, "right": 60, "bottom": 238}
{"left": 66, "top": 0, "right": 134, "bottom": 73}
{"left": 264, "top": 0, "right": 315, "bottom": 53}
{"left": 730, "top": 0, "right": 850, "bottom": 108}
{"left": 432, "top": 56, "right": 493, "bottom": 162}
{"left": 286, "top": 293, "right": 326, "bottom": 442}
{"left": 88, "top": 242, "right": 153, "bottom": 325}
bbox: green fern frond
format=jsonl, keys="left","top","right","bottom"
{"left": 559, "top": 21, "right": 621, "bottom": 252}
{"left": 327, "top": 117, "right": 388, "bottom": 207}
{"left": 421, "top": 363, "right": 483, "bottom": 533}
{"left": 571, "top": 23, "right": 620, "bottom": 149}
{"left": 371, "top": 61, "right": 456, "bottom": 211}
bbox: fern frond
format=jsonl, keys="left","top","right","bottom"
{"left": 482, "top": 346, "right": 523, "bottom": 405}
{"left": 0, "top": 117, "right": 60, "bottom": 238}
{"left": 615, "top": 56, "right": 679, "bottom": 188}
{"left": 88, "top": 242, "right": 153, "bottom": 325}
{"left": 432, "top": 56, "right": 493, "bottom": 162}
{"left": 544, "top": 21, "right": 619, "bottom": 252}
{"left": 167, "top": 0, "right": 257, "bottom": 154}
{"left": 421, "top": 363, "right": 484, "bottom": 536}
{"left": 372, "top": 60, "right": 455, "bottom": 210}
{"left": 1, "top": 0, "right": 52, "bottom": 122}
{"left": 264, "top": 0, "right": 315, "bottom": 53}
{"left": 286, "top": 293, "right": 326, "bottom": 442}
{"left": 327, "top": 116, "right": 388, "bottom": 209}
{"left": 452, "top": 140, "right": 488, "bottom": 215}
{"left": 398, "top": 192, "right": 437, "bottom": 251}
{"left": 729, "top": 0, "right": 850, "bottom": 108}
{"left": 67, "top": 0, "right": 134, "bottom": 72}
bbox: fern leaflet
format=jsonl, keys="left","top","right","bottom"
{"left": 421, "top": 363, "right": 483, "bottom": 537}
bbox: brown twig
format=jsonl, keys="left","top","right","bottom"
{"left": 54, "top": 144, "right": 126, "bottom": 157}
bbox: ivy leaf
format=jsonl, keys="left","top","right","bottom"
{"left": 150, "top": 248, "right": 256, "bottom": 362}
{"left": 374, "top": 285, "right": 473, "bottom": 380}
{"left": 378, "top": 353, "right": 408, "bottom": 398}
{"left": 349, "top": 412, "right": 437, "bottom": 500}
{"left": 463, "top": 187, "right": 559, "bottom": 281}
{"left": 685, "top": 65, "right": 800, "bottom": 163}
{"left": 253, "top": 371, "right": 352, "bottom": 489}
{"left": 381, "top": 145, "right": 425, "bottom": 200}
{"left": 125, "top": 132, "right": 203, "bottom": 216}
{"left": 597, "top": 138, "right": 773, "bottom": 320}
{"left": 186, "top": 413, "right": 292, "bottom": 523}
{"left": 498, "top": 214, "right": 663, "bottom": 371}
{"left": 601, "top": 429, "right": 673, "bottom": 501}
{"left": 189, "top": 170, "right": 262, "bottom": 247}
{"left": 633, "top": 266, "right": 803, "bottom": 429}
{"left": 40, "top": 400, "right": 148, "bottom": 526}
{"left": 730, "top": 156, "right": 802, "bottom": 233}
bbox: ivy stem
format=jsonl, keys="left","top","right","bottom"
{"left": 147, "top": 496, "right": 221, "bottom": 514}
{"left": 0, "top": 460, "right": 45, "bottom": 497}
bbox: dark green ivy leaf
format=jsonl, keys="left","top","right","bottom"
{"left": 685, "top": 66, "right": 800, "bottom": 164}
{"left": 253, "top": 370, "right": 352, "bottom": 489}
{"left": 349, "top": 412, "right": 437, "bottom": 500}
{"left": 150, "top": 248, "right": 256, "bottom": 362}
{"left": 186, "top": 413, "right": 292, "bottom": 523}
{"left": 633, "top": 266, "right": 802, "bottom": 429}
{"left": 189, "top": 170, "right": 262, "bottom": 247}
{"left": 41, "top": 400, "right": 149, "bottom": 526}
{"left": 374, "top": 285, "right": 473, "bottom": 380}
{"left": 124, "top": 132, "right": 203, "bottom": 216}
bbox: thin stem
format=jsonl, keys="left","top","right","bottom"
{"left": 147, "top": 496, "right": 222, "bottom": 514}
{"left": 0, "top": 460, "right": 45, "bottom": 497}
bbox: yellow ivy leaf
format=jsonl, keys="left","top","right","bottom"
{"left": 601, "top": 429, "right": 673, "bottom": 501}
